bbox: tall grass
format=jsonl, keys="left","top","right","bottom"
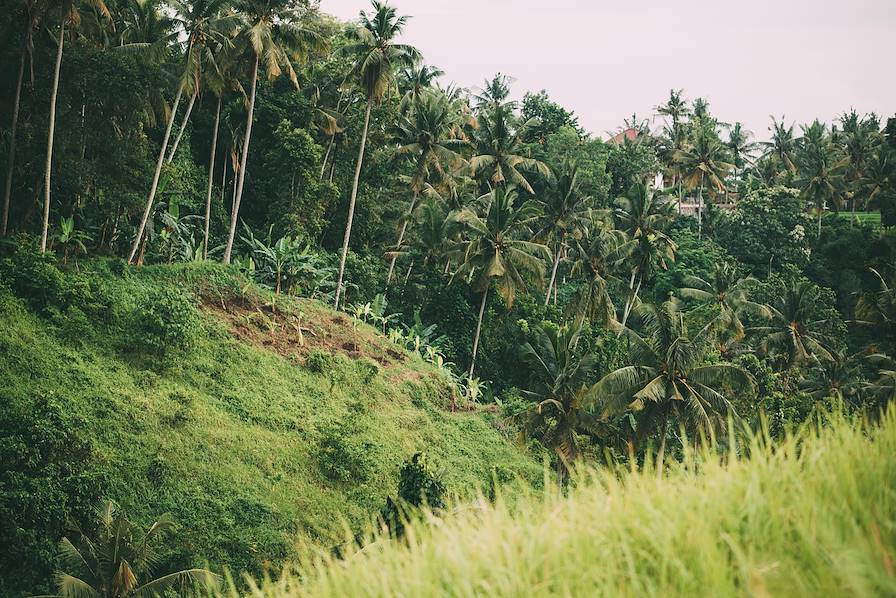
{"left": 221, "top": 410, "right": 896, "bottom": 597}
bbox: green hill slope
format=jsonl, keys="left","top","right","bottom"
{"left": 229, "top": 410, "right": 896, "bottom": 598}
{"left": 0, "top": 249, "right": 540, "bottom": 596}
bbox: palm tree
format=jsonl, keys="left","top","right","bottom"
{"left": 726, "top": 122, "right": 758, "bottom": 189}
{"left": 614, "top": 182, "right": 677, "bottom": 327}
{"left": 534, "top": 160, "right": 593, "bottom": 305}
{"left": 2, "top": 0, "right": 43, "bottom": 236}
{"left": 564, "top": 225, "right": 631, "bottom": 325}
{"left": 655, "top": 88, "right": 690, "bottom": 132}
{"left": 519, "top": 321, "right": 606, "bottom": 469}
{"left": 40, "top": 0, "right": 111, "bottom": 252}
{"left": 753, "top": 281, "right": 836, "bottom": 369}
{"left": 837, "top": 110, "right": 880, "bottom": 214}
{"left": 37, "top": 500, "right": 218, "bottom": 597}
{"left": 397, "top": 62, "right": 443, "bottom": 113}
{"left": 468, "top": 102, "right": 548, "bottom": 194}
{"left": 333, "top": 0, "right": 420, "bottom": 308}
{"left": 128, "top": 0, "right": 235, "bottom": 264}
{"left": 678, "top": 261, "right": 769, "bottom": 352}
{"left": 794, "top": 120, "right": 846, "bottom": 238}
{"left": 201, "top": 42, "right": 245, "bottom": 259}
{"left": 673, "top": 121, "right": 733, "bottom": 239}
{"left": 221, "top": 0, "right": 325, "bottom": 264}
{"left": 590, "top": 299, "right": 755, "bottom": 461}
{"left": 386, "top": 89, "right": 467, "bottom": 284}
{"left": 762, "top": 116, "right": 798, "bottom": 176}
{"left": 452, "top": 186, "right": 549, "bottom": 377}
{"left": 473, "top": 72, "right": 514, "bottom": 111}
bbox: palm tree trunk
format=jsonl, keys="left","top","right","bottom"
{"left": 40, "top": 17, "right": 66, "bottom": 252}
{"left": 657, "top": 411, "right": 669, "bottom": 474}
{"left": 620, "top": 271, "right": 641, "bottom": 330}
{"left": 219, "top": 143, "right": 227, "bottom": 205}
{"left": 386, "top": 191, "right": 417, "bottom": 285}
{"left": 544, "top": 246, "right": 561, "bottom": 306}
{"left": 2, "top": 44, "right": 26, "bottom": 236}
{"left": 334, "top": 97, "right": 373, "bottom": 309}
{"left": 403, "top": 259, "right": 414, "bottom": 285}
{"left": 223, "top": 55, "right": 259, "bottom": 265}
{"left": 817, "top": 205, "right": 822, "bottom": 239}
{"left": 128, "top": 81, "right": 185, "bottom": 263}
{"left": 697, "top": 176, "right": 705, "bottom": 241}
{"left": 203, "top": 95, "right": 221, "bottom": 259}
{"left": 469, "top": 288, "right": 488, "bottom": 379}
{"left": 167, "top": 88, "right": 197, "bottom": 163}
{"left": 319, "top": 92, "right": 345, "bottom": 179}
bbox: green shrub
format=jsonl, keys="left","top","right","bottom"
{"left": 305, "top": 349, "right": 335, "bottom": 374}
{"left": 0, "top": 394, "right": 105, "bottom": 597}
{"left": 130, "top": 287, "right": 201, "bottom": 357}
{"left": 316, "top": 416, "right": 380, "bottom": 484}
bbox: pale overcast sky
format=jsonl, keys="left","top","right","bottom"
{"left": 320, "top": 0, "right": 896, "bottom": 140}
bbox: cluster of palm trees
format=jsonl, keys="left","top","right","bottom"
{"left": 651, "top": 90, "right": 893, "bottom": 239}
{"left": 2, "top": 0, "right": 326, "bottom": 262}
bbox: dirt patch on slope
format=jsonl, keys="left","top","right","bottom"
{"left": 201, "top": 294, "right": 411, "bottom": 369}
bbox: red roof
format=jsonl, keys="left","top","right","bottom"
{"left": 609, "top": 127, "right": 639, "bottom": 144}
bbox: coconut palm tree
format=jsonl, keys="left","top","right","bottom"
{"left": 726, "top": 122, "right": 758, "bottom": 189}
{"left": 452, "top": 185, "right": 549, "bottom": 377}
{"left": 333, "top": 0, "right": 420, "bottom": 308}
{"left": 752, "top": 281, "right": 837, "bottom": 369}
{"left": 655, "top": 88, "right": 690, "bottom": 132}
{"left": 37, "top": 500, "right": 218, "bottom": 597}
{"left": 2, "top": 0, "right": 44, "bottom": 236}
{"left": 128, "top": 0, "right": 236, "bottom": 263}
{"left": 519, "top": 321, "right": 606, "bottom": 469}
{"left": 534, "top": 160, "right": 593, "bottom": 305}
{"left": 397, "top": 62, "right": 443, "bottom": 113}
{"left": 468, "top": 102, "right": 548, "bottom": 194}
{"left": 590, "top": 299, "right": 755, "bottom": 461}
{"left": 386, "top": 89, "right": 467, "bottom": 284}
{"left": 221, "top": 0, "right": 326, "bottom": 264}
{"left": 40, "top": 0, "right": 111, "bottom": 252}
{"left": 613, "top": 182, "right": 677, "bottom": 327}
{"left": 673, "top": 121, "right": 733, "bottom": 239}
{"left": 564, "top": 225, "right": 631, "bottom": 325}
{"left": 201, "top": 42, "right": 245, "bottom": 259}
{"left": 794, "top": 120, "right": 846, "bottom": 238}
{"left": 762, "top": 116, "right": 798, "bottom": 176}
{"left": 836, "top": 110, "right": 881, "bottom": 214}
{"left": 679, "top": 261, "right": 769, "bottom": 352}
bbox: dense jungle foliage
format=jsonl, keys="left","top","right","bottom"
{"left": 0, "top": 0, "right": 894, "bottom": 595}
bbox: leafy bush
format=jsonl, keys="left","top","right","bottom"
{"left": 0, "top": 394, "right": 105, "bottom": 597}
{"left": 305, "top": 349, "right": 336, "bottom": 374}
{"left": 380, "top": 453, "right": 446, "bottom": 537}
{"left": 130, "top": 287, "right": 201, "bottom": 357}
{"left": 317, "top": 415, "right": 380, "bottom": 484}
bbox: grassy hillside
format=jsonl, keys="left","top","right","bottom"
{"left": 229, "top": 410, "right": 896, "bottom": 597}
{"left": 0, "top": 248, "right": 540, "bottom": 596}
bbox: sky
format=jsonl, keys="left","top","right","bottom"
{"left": 320, "top": 0, "right": 896, "bottom": 140}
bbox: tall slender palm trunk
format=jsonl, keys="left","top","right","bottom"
{"left": 167, "top": 88, "right": 197, "bottom": 163}
{"left": 620, "top": 270, "right": 641, "bottom": 330}
{"left": 128, "top": 81, "right": 185, "bottom": 263}
{"left": 544, "top": 245, "right": 561, "bottom": 306}
{"left": 468, "top": 288, "right": 488, "bottom": 379}
{"left": 40, "top": 18, "right": 66, "bottom": 252}
{"left": 386, "top": 190, "right": 417, "bottom": 285}
{"left": 203, "top": 96, "right": 221, "bottom": 259}
{"left": 697, "top": 175, "right": 705, "bottom": 241}
{"left": 334, "top": 97, "right": 373, "bottom": 309}
{"left": 319, "top": 134, "right": 335, "bottom": 179}
{"left": 319, "top": 93, "right": 345, "bottom": 180}
{"left": 223, "top": 55, "right": 259, "bottom": 264}
{"left": 2, "top": 45, "right": 27, "bottom": 236}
